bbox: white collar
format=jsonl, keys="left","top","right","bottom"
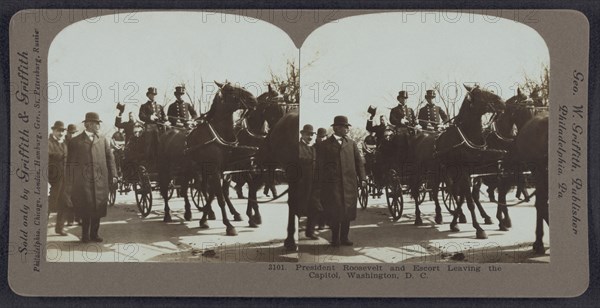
{"left": 85, "top": 130, "right": 96, "bottom": 138}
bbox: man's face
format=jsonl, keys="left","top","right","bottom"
{"left": 175, "top": 94, "right": 183, "bottom": 101}
{"left": 52, "top": 128, "right": 65, "bottom": 140}
{"left": 332, "top": 125, "right": 349, "bottom": 137}
{"left": 398, "top": 98, "right": 406, "bottom": 105}
{"left": 147, "top": 93, "right": 156, "bottom": 101}
{"left": 85, "top": 121, "right": 100, "bottom": 133}
{"left": 380, "top": 116, "right": 387, "bottom": 125}
{"left": 133, "top": 127, "right": 143, "bottom": 137}
{"left": 301, "top": 132, "right": 314, "bottom": 144}
{"left": 426, "top": 97, "right": 434, "bottom": 104}
{"left": 128, "top": 113, "right": 134, "bottom": 121}
{"left": 383, "top": 130, "right": 394, "bottom": 141}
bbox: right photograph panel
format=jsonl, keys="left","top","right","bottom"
{"left": 300, "top": 12, "right": 550, "bottom": 263}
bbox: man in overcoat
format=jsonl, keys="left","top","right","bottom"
{"left": 297, "top": 124, "right": 322, "bottom": 240}
{"left": 48, "top": 121, "right": 69, "bottom": 235}
{"left": 314, "top": 116, "right": 366, "bottom": 247}
{"left": 65, "top": 112, "right": 117, "bottom": 243}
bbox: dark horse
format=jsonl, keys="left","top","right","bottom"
{"left": 250, "top": 111, "right": 300, "bottom": 250}
{"left": 495, "top": 101, "right": 548, "bottom": 253}
{"left": 200, "top": 85, "right": 286, "bottom": 226}
{"left": 157, "top": 81, "right": 257, "bottom": 235}
{"left": 412, "top": 84, "right": 505, "bottom": 239}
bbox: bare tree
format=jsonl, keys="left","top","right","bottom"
{"left": 521, "top": 63, "right": 550, "bottom": 105}
{"left": 269, "top": 60, "right": 300, "bottom": 105}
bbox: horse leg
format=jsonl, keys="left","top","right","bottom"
{"left": 449, "top": 183, "right": 461, "bottom": 232}
{"left": 211, "top": 175, "right": 236, "bottom": 236}
{"left": 473, "top": 178, "right": 492, "bottom": 225}
{"left": 246, "top": 176, "right": 260, "bottom": 228}
{"left": 496, "top": 179, "right": 511, "bottom": 231}
{"left": 223, "top": 177, "right": 242, "bottom": 221}
{"left": 533, "top": 167, "right": 549, "bottom": 254}
{"left": 486, "top": 183, "right": 497, "bottom": 203}
{"left": 158, "top": 171, "right": 172, "bottom": 222}
{"left": 182, "top": 180, "right": 192, "bottom": 221}
{"left": 199, "top": 190, "right": 214, "bottom": 228}
{"left": 431, "top": 176, "right": 443, "bottom": 224}
{"left": 457, "top": 195, "right": 467, "bottom": 223}
{"left": 461, "top": 176, "right": 487, "bottom": 239}
{"left": 284, "top": 209, "right": 298, "bottom": 251}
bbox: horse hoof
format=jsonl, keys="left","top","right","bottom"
{"left": 199, "top": 221, "right": 210, "bottom": 229}
{"left": 459, "top": 215, "right": 467, "bottom": 224}
{"left": 233, "top": 214, "right": 243, "bottom": 222}
{"left": 163, "top": 215, "right": 172, "bottom": 223}
{"left": 284, "top": 239, "right": 298, "bottom": 251}
{"left": 476, "top": 230, "right": 488, "bottom": 239}
{"left": 499, "top": 225, "right": 509, "bottom": 232}
{"left": 226, "top": 226, "right": 238, "bottom": 236}
{"left": 184, "top": 211, "right": 192, "bottom": 221}
{"left": 248, "top": 219, "right": 259, "bottom": 228}
{"left": 208, "top": 212, "right": 216, "bottom": 221}
{"left": 503, "top": 218, "right": 512, "bottom": 228}
{"left": 450, "top": 224, "right": 460, "bottom": 232}
{"left": 484, "top": 217, "right": 493, "bottom": 225}
{"left": 533, "top": 242, "right": 546, "bottom": 255}
{"left": 414, "top": 219, "right": 424, "bottom": 226}
{"left": 435, "top": 215, "right": 443, "bottom": 225}
{"left": 253, "top": 215, "right": 262, "bottom": 225}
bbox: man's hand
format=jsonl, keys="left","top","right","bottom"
{"left": 150, "top": 114, "right": 158, "bottom": 121}
{"left": 401, "top": 118, "right": 408, "bottom": 125}
{"left": 112, "top": 177, "right": 118, "bottom": 185}
{"left": 164, "top": 121, "right": 171, "bottom": 127}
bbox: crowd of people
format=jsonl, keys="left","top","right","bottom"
{"left": 48, "top": 86, "right": 200, "bottom": 243}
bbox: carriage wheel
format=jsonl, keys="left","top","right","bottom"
{"left": 190, "top": 180, "right": 205, "bottom": 211}
{"left": 441, "top": 183, "right": 458, "bottom": 215}
{"left": 358, "top": 184, "right": 369, "bottom": 209}
{"left": 134, "top": 171, "right": 153, "bottom": 217}
{"left": 108, "top": 181, "right": 117, "bottom": 207}
{"left": 385, "top": 181, "right": 404, "bottom": 221}
{"left": 414, "top": 182, "right": 427, "bottom": 205}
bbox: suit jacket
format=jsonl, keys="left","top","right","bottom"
{"left": 389, "top": 104, "right": 417, "bottom": 127}
{"left": 65, "top": 132, "right": 116, "bottom": 218}
{"left": 418, "top": 104, "right": 448, "bottom": 129}
{"left": 139, "top": 100, "right": 167, "bottom": 125}
{"left": 167, "top": 100, "right": 198, "bottom": 126}
{"left": 114, "top": 116, "right": 134, "bottom": 144}
{"left": 294, "top": 141, "right": 322, "bottom": 217}
{"left": 314, "top": 135, "right": 366, "bottom": 222}
{"left": 48, "top": 135, "right": 67, "bottom": 185}
{"left": 366, "top": 120, "right": 393, "bottom": 145}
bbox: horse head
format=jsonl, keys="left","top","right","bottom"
{"left": 214, "top": 81, "right": 258, "bottom": 114}
{"left": 461, "top": 84, "right": 506, "bottom": 118}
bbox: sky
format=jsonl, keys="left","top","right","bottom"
{"left": 299, "top": 12, "right": 550, "bottom": 130}
{"left": 48, "top": 11, "right": 298, "bottom": 135}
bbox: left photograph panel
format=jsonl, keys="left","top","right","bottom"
{"left": 46, "top": 11, "right": 300, "bottom": 262}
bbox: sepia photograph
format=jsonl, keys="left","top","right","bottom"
{"left": 300, "top": 12, "right": 550, "bottom": 263}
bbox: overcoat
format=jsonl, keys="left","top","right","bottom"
{"left": 294, "top": 141, "right": 322, "bottom": 217}
{"left": 65, "top": 132, "right": 116, "bottom": 218}
{"left": 314, "top": 135, "right": 366, "bottom": 222}
{"left": 48, "top": 135, "right": 69, "bottom": 212}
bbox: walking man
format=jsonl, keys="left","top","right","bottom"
{"left": 66, "top": 112, "right": 117, "bottom": 243}
{"left": 314, "top": 116, "right": 366, "bottom": 247}
{"left": 48, "top": 121, "right": 69, "bottom": 236}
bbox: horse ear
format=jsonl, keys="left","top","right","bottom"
{"left": 215, "top": 81, "right": 224, "bottom": 88}
{"left": 268, "top": 84, "right": 273, "bottom": 93}
{"left": 464, "top": 84, "right": 473, "bottom": 92}
{"left": 517, "top": 87, "right": 523, "bottom": 96}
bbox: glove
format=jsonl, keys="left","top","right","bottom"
{"left": 150, "top": 114, "right": 158, "bottom": 121}
{"left": 401, "top": 118, "right": 408, "bottom": 125}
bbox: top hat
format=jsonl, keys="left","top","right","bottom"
{"left": 146, "top": 87, "right": 158, "bottom": 96}
{"left": 425, "top": 90, "right": 436, "bottom": 98}
{"left": 367, "top": 105, "right": 377, "bottom": 116}
{"left": 174, "top": 86, "right": 186, "bottom": 95}
{"left": 83, "top": 112, "right": 102, "bottom": 123}
{"left": 51, "top": 121, "right": 65, "bottom": 131}
{"left": 317, "top": 127, "right": 327, "bottom": 137}
{"left": 67, "top": 124, "right": 78, "bottom": 133}
{"left": 331, "top": 115, "right": 351, "bottom": 127}
{"left": 397, "top": 91, "right": 408, "bottom": 100}
{"left": 300, "top": 124, "right": 315, "bottom": 135}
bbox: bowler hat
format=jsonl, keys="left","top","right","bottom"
{"left": 317, "top": 128, "right": 327, "bottom": 137}
{"left": 51, "top": 121, "right": 65, "bottom": 131}
{"left": 425, "top": 90, "right": 436, "bottom": 98}
{"left": 174, "top": 86, "right": 186, "bottom": 95}
{"left": 300, "top": 124, "right": 315, "bottom": 135}
{"left": 331, "top": 115, "right": 351, "bottom": 127}
{"left": 83, "top": 112, "right": 102, "bottom": 123}
{"left": 146, "top": 87, "right": 158, "bottom": 95}
{"left": 397, "top": 91, "right": 408, "bottom": 100}
{"left": 67, "top": 124, "right": 78, "bottom": 133}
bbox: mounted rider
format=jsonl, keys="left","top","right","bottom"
{"left": 417, "top": 90, "right": 448, "bottom": 131}
{"left": 139, "top": 87, "right": 169, "bottom": 163}
{"left": 167, "top": 86, "right": 198, "bottom": 129}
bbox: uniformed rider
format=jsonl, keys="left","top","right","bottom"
{"left": 417, "top": 90, "right": 448, "bottom": 130}
{"left": 167, "top": 86, "right": 198, "bottom": 128}
{"left": 389, "top": 90, "right": 417, "bottom": 128}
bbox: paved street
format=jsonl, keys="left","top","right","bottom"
{"left": 46, "top": 185, "right": 549, "bottom": 263}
